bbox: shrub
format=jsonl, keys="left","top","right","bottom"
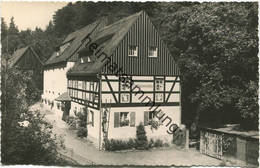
{"left": 149, "top": 120, "right": 160, "bottom": 131}
{"left": 77, "top": 127, "right": 88, "bottom": 138}
{"left": 148, "top": 139, "right": 155, "bottom": 148}
{"left": 163, "top": 142, "right": 170, "bottom": 147}
{"left": 236, "top": 81, "right": 258, "bottom": 130}
{"left": 154, "top": 139, "right": 163, "bottom": 147}
{"left": 65, "top": 116, "right": 77, "bottom": 129}
{"left": 136, "top": 122, "right": 148, "bottom": 150}
{"left": 127, "top": 138, "right": 136, "bottom": 149}
{"left": 76, "top": 108, "right": 88, "bottom": 128}
{"left": 103, "top": 138, "right": 138, "bottom": 151}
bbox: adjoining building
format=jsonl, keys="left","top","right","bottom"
{"left": 8, "top": 46, "right": 44, "bottom": 90}
{"left": 42, "top": 18, "right": 107, "bottom": 111}
{"left": 66, "top": 11, "right": 181, "bottom": 148}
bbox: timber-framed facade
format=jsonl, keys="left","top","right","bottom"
{"left": 43, "top": 11, "right": 181, "bottom": 149}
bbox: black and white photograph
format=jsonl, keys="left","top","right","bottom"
{"left": 1, "top": 1, "right": 259, "bottom": 167}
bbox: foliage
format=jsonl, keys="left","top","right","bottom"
{"left": 1, "top": 17, "right": 62, "bottom": 62}
{"left": 103, "top": 139, "right": 134, "bottom": 151}
{"left": 75, "top": 108, "right": 88, "bottom": 128}
{"left": 158, "top": 2, "right": 258, "bottom": 129}
{"left": 77, "top": 127, "right": 88, "bottom": 138}
{"left": 75, "top": 107, "right": 88, "bottom": 138}
{"left": 65, "top": 116, "right": 77, "bottom": 130}
{"left": 120, "top": 120, "right": 129, "bottom": 127}
{"left": 236, "top": 81, "right": 258, "bottom": 130}
{"left": 1, "top": 66, "right": 65, "bottom": 165}
{"left": 135, "top": 123, "right": 149, "bottom": 150}
{"left": 1, "top": 2, "right": 258, "bottom": 132}
{"left": 222, "top": 134, "right": 236, "bottom": 155}
{"left": 148, "top": 138, "right": 168, "bottom": 148}
{"left": 149, "top": 120, "right": 160, "bottom": 131}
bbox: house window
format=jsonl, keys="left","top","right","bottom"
{"left": 82, "top": 81, "right": 85, "bottom": 90}
{"left": 148, "top": 111, "right": 155, "bottom": 125}
{"left": 155, "top": 79, "right": 164, "bottom": 91}
{"left": 88, "top": 110, "right": 94, "bottom": 127}
{"left": 121, "top": 93, "right": 130, "bottom": 103}
{"left": 155, "top": 93, "right": 163, "bottom": 102}
{"left": 120, "top": 80, "right": 130, "bottom": 91}
{"left": 148, "top": 46, "right": 158, "bottom": 57}
{"left": 59, "top": 42, "right": 70, "bottom": 55}
{"left": 78, "top": 81, "right": 82, "bottom": 90}
{"left": 90, "top": 82, "right": 94, "bottom": 91}
{"left": 89, "top": 93, "right": 95, "bottom": 102}
{"left": 84, "top": 81, "right": 88, "bottom": 91}
{"left": 83, "top": 91, "right": 86, "bottom": 100}
{"left": 149, "top": 111, "right": 155, "bottom": 120}
{"left": 80, "top": 57, "right": 84, "bottom": 63}
{"left": 128, "top": 45, "right": 138, "bottom": 57}
{"left": 74, "top": 107, "right": 77, "bottom": 115}
{"left": 120, "top": 112, "right": 129, "bottom": 127}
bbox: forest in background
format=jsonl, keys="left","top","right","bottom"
{"left": 1, "top": 2, "right": 258, "bottom": 133}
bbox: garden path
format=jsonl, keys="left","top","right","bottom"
{"left": 31, "top": 102, "right": 222, "bottom": 166}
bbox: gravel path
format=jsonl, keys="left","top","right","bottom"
{"left": 31, "top": 102, "right": 222, "bottom": 166}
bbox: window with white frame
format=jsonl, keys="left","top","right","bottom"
{"left": 128, "top": 45, "right": 138, "bottom": 57}
{"left": 90, "top": 82, "right": 94, "bottom": 91}
{"left": 120, "top": 80, "right": 130, "bottom": 91}
{"left": 88, "top": 110, "right": 94, "bottom": 127}
{"left": 57, "top": 42, "right": 71, "bottom": 56}
{"left": 78, "top": 81, "right": 82, "bottom": 90}
{"left": 148, "top": 46, "right": 158, "bottom": 57}
{"left": 121, "top": 93, "right": 130, "bottom": 103}
{"left": 147, "top": 111, "right": 156, "bottom": 125}
{"left": 120, "top": 112, "right": 129, "bottom": 127}
{"left": 155, "top": 79, "right": 164, "bottom": 91}
{"left": 85, "top": 81, "right": 88, "bottom": 91}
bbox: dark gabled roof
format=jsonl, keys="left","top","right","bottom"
{"left": 67, "top": 11, "right": 143, "bottom": 77}
{"left": 45, "top": 19, "right": 107, "bottom": 66}
{"left": 8, "top": 46, "right": 43, "bottom": 67}
{"left": 55, "top": 92, "right": 71, "bottom": 101}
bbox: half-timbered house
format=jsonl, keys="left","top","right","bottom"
{"left": 8, "top": 46, "right": 44, "bottom": 90}
{"left": 42, "top": 19, "right": 107, "bottom": 112}
{"left": 67, "top": 11, "right": 181, "bottom": 148}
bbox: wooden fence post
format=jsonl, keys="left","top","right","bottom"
{"left": 185, "top": 129, "right": 189, "bottom": 150}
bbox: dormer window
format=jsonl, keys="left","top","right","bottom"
{"left": 56, "top": 42, "right": 71, "bottom": 57}
{"left": 148, "top": 46, "right": 158, "bottom": 57}
{"left": 128, "top": 45, "right": 138, "bottom": 57}
{"left": 60, "top": 42, "right": 70, "bottom": 53}
{"left": 79, "top": 56, "right": 91, "bottom": 63}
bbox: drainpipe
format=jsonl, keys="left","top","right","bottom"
{"left": 98, "top": 74, "right": 102, "bottom": 150}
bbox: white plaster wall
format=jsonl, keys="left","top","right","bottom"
{"left": 42, "top": 62, "right": 75, "bottom": 109}
{"left": 107, "top": 106, "right": 181, "bottom": 143}
{"left": 70, "top": 101, "right": 101, "bottom": 140}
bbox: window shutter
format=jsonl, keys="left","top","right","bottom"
{"left": 144, "top": 111, "right": 149, "bottom": 126}
{"left": 87, "top": 111, "right": 89, "bottom": 123}
{"left": 92, "top": 112, "right": 94, "bottom": 127}
{"left": 114, "top": 112, "right": 120, "bottom": 128}
{"left": 130, "top": 112, "right": 135, "bottom": 127}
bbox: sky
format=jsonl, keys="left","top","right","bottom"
{"left": 1, "top": 2, "right": 68, "bottom": 31}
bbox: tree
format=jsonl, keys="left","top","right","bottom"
{"left": 236, "top": 81, "right": 258, "bottom": 130}
{"left": 8, "top": 16, "right": 19, "bottom": 35}
{"left": 1, "top": 66, "right": 66, "bottom": 165}
{"left": 136, "top": 123, "right": 148, "bottom": 149}
{"left": 159, "top": 2, "right": 258, "bottom": 129}
{"left": 1, "top": 17, "right": 8, "bottom": 42}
